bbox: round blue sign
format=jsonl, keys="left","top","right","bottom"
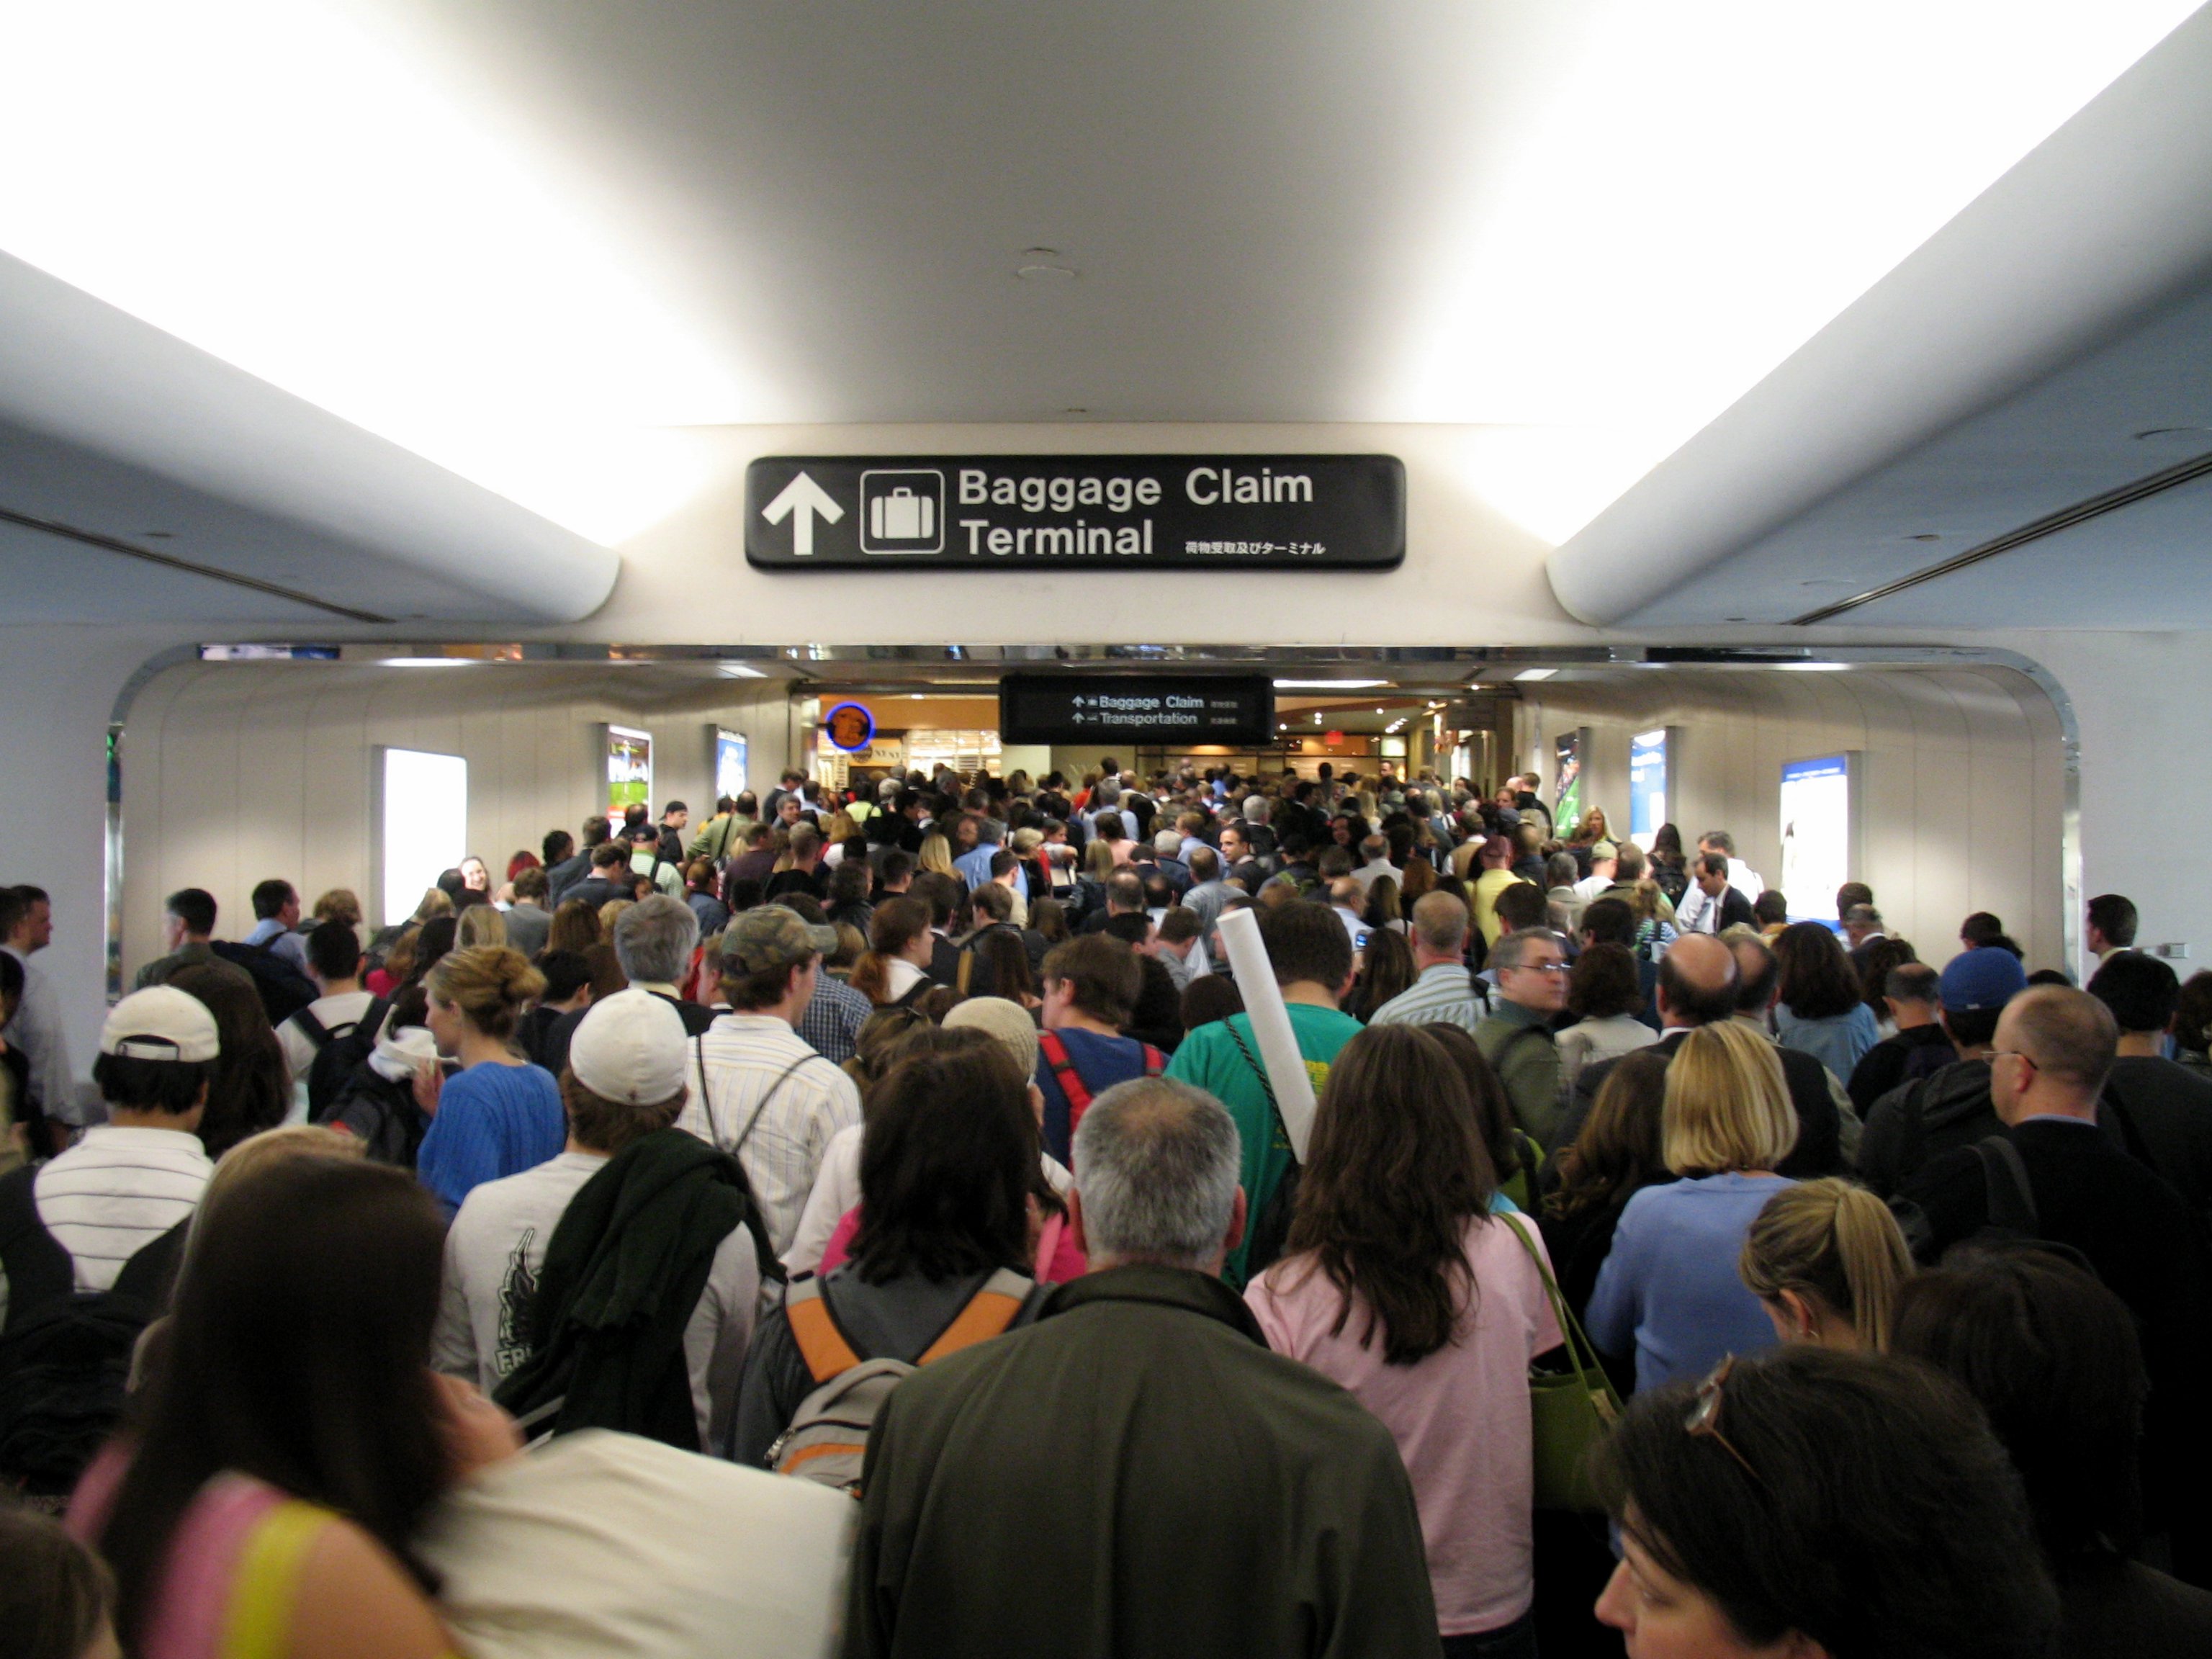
{"left": 824, "top": 702, "right": 876, "bottom": 753}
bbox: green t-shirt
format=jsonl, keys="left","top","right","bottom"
{"left": 1164, "top": 1003, "right": 1364, "bottom": 1287}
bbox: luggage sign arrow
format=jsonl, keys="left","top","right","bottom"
{"left": 762, "top": 472, "right": 845, "bottom": 556}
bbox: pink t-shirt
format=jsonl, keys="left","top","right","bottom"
{"left": 1246, "top": 1213, "right": 1562, "bottom": 1637}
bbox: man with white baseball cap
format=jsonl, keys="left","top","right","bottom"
{"left": 434, "top": 989, "right": 764, "bottom": 1453}
{"left": 0, "top": 986, "right": 220, "bottom": 1396}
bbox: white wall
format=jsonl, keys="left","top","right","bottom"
{"left": 1514, "top": 665, "right": 2069, "bottom": 972}
{"left": 119, "top": 662, "right": 791, "bottom": 977}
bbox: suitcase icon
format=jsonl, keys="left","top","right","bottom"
{"left": 871, "top": 486, "right": 933, "bottom": 541}
{"left": 859, "top": 469, "right": 945, "bottom": 554}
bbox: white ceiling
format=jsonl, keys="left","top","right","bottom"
{"left": 1, "top": 0, "right": 2198, "bottom": 565}
{"left": 1, "top": 1, "right": 2206, "bottom": 627}
{"left": 1550, "top": 3, "right": 2212, "bottom": 630}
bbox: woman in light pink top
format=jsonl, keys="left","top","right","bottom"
{"left": 1246, "top": 1025, "right": 1561, "bottom": 1657}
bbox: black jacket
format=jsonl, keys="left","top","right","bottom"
{"left": 1895, "top": 1118, "right": 2212, "bottom": 1546}
{"left": 1846, "top": 1022, "right": 1956, "bottom": 1116}
{"left": 1857, "top": 1058, "right": 2000, "bottom": 1198}
{"left": 2103, "top": 1056, "right": 2212, "bottom": 1224}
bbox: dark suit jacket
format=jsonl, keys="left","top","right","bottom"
{"left": 1553, "top": 1021, "right": 1843, "bottom": 1178}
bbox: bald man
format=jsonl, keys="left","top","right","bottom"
{"left": 1897, "top": 986, "right": 2212, "bottom": 1579}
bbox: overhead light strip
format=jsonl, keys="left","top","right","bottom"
{"left": 1790, "top": 447, "right": 2212, "bottom": 625}
{"left": 0, "top": 503, "right": 394, "bottom": 623}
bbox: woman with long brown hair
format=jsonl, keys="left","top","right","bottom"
{"left": 1539, "top": 1047, "right": 1672, "bottom": 1333}
{"left": 1246, "top": 1024, "right": 1564, "bottom": 1655}
{"left": 848, "top": 896, "right": 935, "bottom": 1007}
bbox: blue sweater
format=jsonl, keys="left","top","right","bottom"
{"left": 416, "top": 1061, "right": 565, "bottom": 1218}
{"left": 1584, "top": 1172, "right": 1791, "bottom": 1392}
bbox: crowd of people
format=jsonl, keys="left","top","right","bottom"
{"left": 4, "top": 760, "right": 2211, "bottom": 1658}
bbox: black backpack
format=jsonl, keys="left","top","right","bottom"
{"left": 209, "top": 940, "right": 319, "bottom": 1026}
{"left": 295, "top": 998, "right": 388, "bottom": 1122}
{"left": 0, "top": 1166, "right": 189, "bottom": 1496}
{"left": 320, "top": 1062, "right": 429, "bottom": 1169}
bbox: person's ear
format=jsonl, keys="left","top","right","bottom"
{"left": 1223, "top": 1184, "right": 1248, "bottom": 1255}
{"left": 1778, "top": 1287, "right": 1818, "bottom": 1341}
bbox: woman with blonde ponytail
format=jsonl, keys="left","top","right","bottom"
{"left": 415, "top": 946, "right": 564, "bottom": 1218}
{"left": 1739, "top": 1177, "right": 1914, "bottom": 1352}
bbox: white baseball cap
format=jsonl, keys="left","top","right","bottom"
{"left": 568, "top": 989, "right": 689, "bottom": 1105}
{"left": 100, "top": 986, "right": 220, "bottom": 1064}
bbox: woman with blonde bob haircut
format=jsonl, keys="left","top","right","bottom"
{"left": 1660, "top": 1019, "right": 1797, "bottom": 1177}
{"left": 1585, "top": 1021, "right": 1798, "bottom": 1391}
{"left": 1739, "top": 1177, "right": 1913, "bottom": 1352}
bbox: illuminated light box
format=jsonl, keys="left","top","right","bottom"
{"left": 1779, "top": 753, "right": 1861, "bottom": 924}
{"left": 375, "top": 747, "right": 467, "bottom": 926}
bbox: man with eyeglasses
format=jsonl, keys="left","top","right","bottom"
{"left": 1475, "top": 927, "right": 1569, "bottom": 1145}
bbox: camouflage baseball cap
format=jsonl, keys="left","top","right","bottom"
{"left": 722, "top": 904, "right": 839, "bottom": 975}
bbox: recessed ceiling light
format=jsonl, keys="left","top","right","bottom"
{"left": 1017, "top": 264, "right": 1076, "bottom": 281}
{"left": 911, "top": 694, "right": 927, "bottom": 700}
{"left": 1775, "top": 661, "right": 1851, "bottom": 671}
{"left": 1514, "top": 668, "right": 1557, "bottom": 682}
{"left": 380, "top": 656, "right": 473, "bottom": 667}
{"left": 715, "top": 661, "right": 767, "bottom": 678}
{"left": 1273, "top": 678, "right": 1389, "bottom": 690}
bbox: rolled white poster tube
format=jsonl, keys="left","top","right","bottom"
{"left": 1214, "top": 904, "right": 1320, "bottom": 1161}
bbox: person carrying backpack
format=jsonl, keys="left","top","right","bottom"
{"left": 316, "top": 1002, "right": 439, "bottom": 1170}
{"left": 0, "top": 987, "right": 217, "bottom": 1498}
{"left": 729, "top": 1039, "right": 1051, "bottom": 1474}
{"left": 441, "top": 991, "right": 770, "bottom": 1455}
{"left": 276, "top": 920, "right": 383, "bottom": 1118}
{"left": 1032, "top": 936, "right": 1166, "bottom": 1166}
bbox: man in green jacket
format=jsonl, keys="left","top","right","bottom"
{"left": 1163, "top": 899, "right": 1360, "bottom": 1286}
{"left": 1475, "top": 926, "right": 1568, "bottom": 1146}
{"left": 845, "top": 1076, "right": 1438, "bottom": 1659}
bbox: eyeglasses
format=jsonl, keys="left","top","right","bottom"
{"left": 1990, "top": 1048, "right": 2039, "bottom": 1074}
{"left": 1683, "top": 1356, "right": 1763, "bottom": 1483}
{"left": 1509, "top": 960, "right": 1568, "bottom": 976}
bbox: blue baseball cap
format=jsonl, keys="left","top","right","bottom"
{"left": 1940, "top": 947, "right": 2026, "bottom": 1012}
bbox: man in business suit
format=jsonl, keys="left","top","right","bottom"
{"left": 1898, "top": 985, "right": 2212, "bottom": 1583}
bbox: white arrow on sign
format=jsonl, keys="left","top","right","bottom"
{"left": 761, "top": 471, "right": 845, "bottom": 556}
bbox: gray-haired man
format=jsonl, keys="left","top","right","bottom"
{"left": 844, "top": 1077, "right": 1438, "bottom": 1659}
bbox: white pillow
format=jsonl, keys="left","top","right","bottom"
{"left": 418, "top": 1431, "right": 853, "bottom": 1659}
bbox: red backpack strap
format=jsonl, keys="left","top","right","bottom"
{"left": 1141, "top": 1043, "right": 1166, "bottom": 1077}
{"left": 1038, "top": 1030, "right": 1094, "bottom": 1118}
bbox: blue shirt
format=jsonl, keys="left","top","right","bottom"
{"left": 416, "top": 1061, "right": 565, "bottom": 1219}
{"left": 1775, "top": 1002, "right": 1879, "bottom": 1083}
{"left": 1584, "top": 1172, "right": 1792, "bottom": 1392}
{"left": 1035, "top": 1028, "right": 1157, "bottom": 1166}
{"left": 955, "top": 841, "right": 1028, "bottom": 901}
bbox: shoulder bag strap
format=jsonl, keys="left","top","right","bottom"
{"left": 1978, "top": 1136, "right": 2041, "bottom": 1235}
{"left": 1141, "top": 1043, "right": 1166, "bottom": 1077}
{"left": 1503, "top": 1212, "right": 1621, "bottom": 1420}
{"left": 292, "top": 1007, "right": 330, "bottom": 1048}
{"left": 693, "top": 1032, "right": 725, "bottom": 1147}
{"left": 1223, "top": 1017, "right": 1298, "bottom": 1165}
{"left": 734, "top": 1053, "right": 821, "bottom": 1157}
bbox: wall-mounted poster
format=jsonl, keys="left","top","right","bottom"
{"left": 374, "top": 747, "right": 466, "bottom": 927}
{"left": 714, "top": 727, "right": 749, "bottom": 803}
{"left": 1552, "top": 729, "right": 1586, "bottom": 830}
{"left": 607, "top": 725, "right": 652, "bottom": 830}
{"left": 1629, "top": 728, "right": 1668, "bottom": 849}
{"left": 1779, "top": 753, "right": 1858, "bottom": 922}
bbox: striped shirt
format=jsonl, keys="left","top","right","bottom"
{"left": 0, "top": 1126, "right": 211, "bottom": 1327}
{"left": 681, "top": 1013, "right": 862, "bottom": 1257}
{"left": 1367, "top": 963, "right": 1492, "bottom": 1033}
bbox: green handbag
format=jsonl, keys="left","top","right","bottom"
{"left": 1506, "top": 1215, "right": 1623, "bottom": 1512}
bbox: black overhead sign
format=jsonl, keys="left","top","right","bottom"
{"left": 745, "top": 454, "right": 1403, "bottom": 570}
{"left": 1000, "top": 674, "right": 1276, "bottom": 748}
